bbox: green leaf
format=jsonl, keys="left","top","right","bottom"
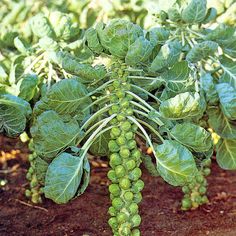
{"left": 216, "top": 139, "right": 236, "bottom": 170}
{"left": 30, "top": 13, "right": 55, "bottom": 38}
{"left": 208, "top": 107, "right": 236, "bottom": 139}
{"left": 0, "top": 94, "right": 31, "bottom": 137}
{"left": 186, "top": 41, "right": 218, "bottom": 63}
{"left": 17, "top": 74, "right": 38, "bottom": 101}
{"left": 34, "top": 79, "right": 91, "bottom": 118}
{"left": 125, "top": 36, "right": 153, "bottom": 66}
{"left": 200, "top": 73, "right": 218, "bottom": 105}
{"left": 155, "top": 140, "right": 198, "bottom": 186}
{"left": 84, "top": 27, "right": 103, "bottom": 54}
{"left": 159, "top": 92, "right": 205, "bottom": 119}
{"left": 170, "top": 123, "right": 212, "bottom": 152}
{"left": 97, "top": 19, "right": 143, "bottom": 58}
{"left": 216, "top": 83, "right": 236, "bottom": 120}
{"left": 161, "top": 61, "right": 190, "bottom": 92}
{"left": 219, "top": 56, "right": 236, "bottom": 89}
{"left": 220, "top": 37, "right": 236, "bottom": 58}
{"left": 181, "top": 0, "right": 207, "bottom": 24}
{"left": 202, "top": 7, "right": 217, "bottom": 23}
{"left": 149, "top": 40, "right": 182, "bottom": 72}
{"left": 44, "top": 151, "right": 90, "bottom": 204}
{"left": 147, "top": 27, "right": 170, "bottom": 46}
{"left": 89, "top": 129, "right": 110, "bottom": 156}
{"left": 30, "top": 111, "right": 81, "bottom": 161}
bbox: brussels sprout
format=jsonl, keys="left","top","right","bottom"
{"left": 203, "top": 168, "right": 211, "bottom": 176}
{"left": 108, "top": 140, "right": 120, "bottom": 152}
{"left": 131, "top": 214, "right": 141, "bottom": 227}
{"left": 125, "top": 132, "right": 134, "bottom": 140}
{"left": 132, "top": 229, "right": 141, "bottom": 236}
{"left": 196, "top": 175, "right": 204, "bottom": 183}
{"left": 111, "top": 127, "right": 121, "bottom": 137}
{"left": 109, "top": 184, "right": 121, "bottom": 196}
{"left": 125, "top": 160, "right": 136, "bottom": 170}
{"left": 121, "top": 121, "right": 132, "bottom": 131}
{"left": 128, "top": 140, "right": 137, "bottom": 150}
{"left": 119, "top": 178, "right": 131, "bottom": 190}
{"left": 126, "top": 108, "right": 134, "bottom": 116}
{"left": 110, "top": 153, "right": 122, "bottom": 167}
{"left": 129, "top": 168, "right": 142, "bottom": 181}
{"left": 117, "top": 212, "right": 128, "bottom": 223}
{"left": 108, "top": 206, "right": 117, "bottom": 216}
{"left": 112, "top": 198, "right": 124, "bottom": 210}
{"left": 112, "top": 105, "right": 120, "bottom": 113}
{"left": 116, "top": 90, "right": 125, "bottom": 99}
{"left": 108, "top": 170, "right": 118, "bottom": 182}
{"left": 25, "top": 189, "right": 31, "bottom": 198}
{"left": 119, "top": 223, "right": 132, "bottom": 236}
{"left": 133, "top": 192, "right": 142, "bottom": 204}
{"left": 124, "top": 191, "right": 134, "bottom": 202}
{"left": 181, "top": 198, "right": 192, "bottom": 210}
{"left": 108, "top": 217, "right": 118, "bottom": 229}
{"left": 117, "top": 136, "right": 126, "bottom": 146}
{"left": 182, "top": 186, "right": 190, "bottom": 194}
{"left": 115, "top": 165, "right": 126, "bottom": 178}
{"left": 132, "top": 180, "right": 145, "bottom": 193}
{"left": 120, "top": 148, "right": 131, "bottom": 158}
{"left": 132, "top": 150, "right": 141, "bottom": 160}
{"left": 129, "top": 203, "right": 139, "bottom": 215}
{"left": 117, "top": 114, "right": 126, "bottom": 121}
{"left": 198, "top": 186, "right": 207, "bottom": 195}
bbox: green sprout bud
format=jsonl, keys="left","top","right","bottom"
{"left": 110, "top": 153, "right": 122, "bottom": 167}
{"left": 125, "top": 160, "right": 136, "bottom": 171}
{"left": 120, "top": 148, "right": 130, "bottom": 158}
{"left": 108, "top": 217, "right": 118, "bottom": 229}
{"left": 112, "top": 198, "right": 123, "bottom": 210}
{"left": 203, "top": 168, "right": 211, "bottom": 176}
{"left": 129, "top": 203, "right": 139, "bottom": 214}
{"left": 128, "top": 140, "right": 136, "bottom": 150}
{"left": 132, "top": 180, "right": 144, "bottom": 193}
{"left": 108, "top": 206, "right": 117, "bottom": 216}
{"left": 181, "top": 198, "right": 192, "bottom": 210}
{"left": 117, "top": 136, "right": 126, "bottom": 146}
{"left": 121, "top": 121, "right": 132, "bottom": 131}
{"left": 108, "top": 140, "right": 120, "bottom": 152}
{"left": 132, "top": 229, "right": 141, "bottom": 236}
{"left": 109, "top": 184, "right": 121, "bottom": 196}
{"left": 198, "top": 186, "right": 207, "bottom": 195}
{"left": 133, "top": 192, "right": 142, "bottom": 204}
{"left": 182, "top": 186, "right": 190, "bottom": 194}
{"left": 117, "top": 212, "right": 128, "bottom": 223}
{"left": 119, "top": 178, "right": 131, "bottom": 190}
{"left": 108, "top": 170, "right": 118, "bottom": 182}
{"left": 196, "top": 175, "right": 204, "bottom": 183}
{"left": 131, "top": 214, "right": 141, "bottom": 227}
{"left": 117, "top": 114, "right": 126, "bottom": 121}
{"left": 115, "top": 165, "right": 126, "bottom": 178}
{"left": 129, "top": 168, "right": 142, "bottom": 181}
{"left": 125, "top": 132, "right": 134, "bottom": 140}
{"left": 25, "top": 189, "right": 32, "bottom": 198}
{"left": 124, "top": 191, "right": 134, "bottom": 202}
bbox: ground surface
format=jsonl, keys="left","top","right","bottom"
{"left": 0, "top": 136, "right": 236, "bottom": 236}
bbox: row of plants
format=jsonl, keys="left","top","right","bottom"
{"left": 1, "top": 0, "right": 236, "bottom": 235}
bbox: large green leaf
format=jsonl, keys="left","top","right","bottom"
{"left": 159, "top": 92, "right": 205, "bottom": 119}
{"left": 186, "top": 41, "right": 218, "bottom": 63}
{"left": 125, "top": 36, "right": 153, "bottom": 66}
{"left": 208, "top": 107, "right": 236, "bottom": 139}
{"left": 219, "top": 56, "right": 236, "bottom": 89}
{"left": 34, "top": 79, "right": 91, "bottom": 118}
{"left": 89, "top": 129, "right": 110, "bottom": 157}
{"left": 149, "top": 40, "right": 182, "bottom": 72}
{"left": 216, "top": 83, "right": 236, "bottom": 120}
{"left": 17, "top": 74, "right": 38, "bottom": 101}
{"left": 216, "top": 139, "right": 236, "bottom": 170}
{"left": 181, "top": 0, "right": 207, "bottom": 24}
{"left": 170, "top": 123, "right": 212, "bottom": 152}
{"left": 0, "top": 94, "right": 31, "bottom": 137}
{"left": 161, "top": 61, "right": 190, "bottom": 92}
{"left": 200, "top": 73, "right": 218, "bottom": 105}
{"left": 31, "top": 111, "right": 81, "bottom": 161}
{"left": 155, "top": 140, "right": 198, "bottom": 186}
{"left": 44, "top": 151, "right": 90, "bottom": 204}
{"left": 220, "top": 37, "right": 236, "bottom": 58}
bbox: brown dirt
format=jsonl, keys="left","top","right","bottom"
{"left": 0, "top": 135, "right": 236, "bottom": 236}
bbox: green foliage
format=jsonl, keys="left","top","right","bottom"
{"left": 1, "top": 0, "right": 236, "bottom": 235}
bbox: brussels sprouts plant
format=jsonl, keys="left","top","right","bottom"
{"left": 1, "top": 0, "right": 236, "bottom": 235}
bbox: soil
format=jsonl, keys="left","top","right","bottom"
{"left": 0, "top": 135, "right": 236, "bottom": 236}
